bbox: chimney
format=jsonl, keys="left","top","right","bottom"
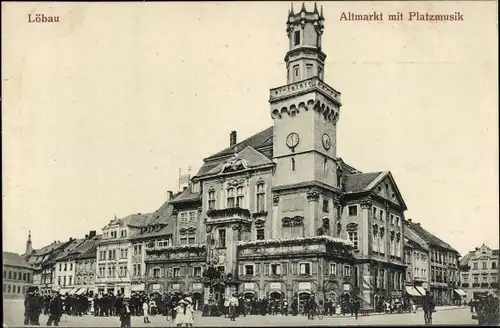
{"left": 183, "top": 186, "right": 188, "bottom": 191}
{"left": 167, "top": 190, "right": 173, "bottom": 201}
{"left": 85, "top": 234, "right": 88, "bottom": 239}
{"left": 89, "top": 230, "right": 96, "bottom": 238}
{"left": 408, "top": 218, "right": 412, "bottom": 223}
{"left": 230, "top": 131, "right": 237, "bottom": 147}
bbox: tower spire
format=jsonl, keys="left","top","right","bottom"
{"left": 301, "top": 2, "right": 306, "bottom": 12}
{"left": 320, "top": 5, "right": 324, "bottom": 18}
{"left": 314, "top": 2, "right": 318, "bottom": 13}
{"left": 25, "top": 230, "right": 33, "bottom": 255}
{"left": 290, "top": 2, "right": 294, "bottom": 14}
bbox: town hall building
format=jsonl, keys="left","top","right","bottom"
{"left": 145, "top": 3, "right": 408, "bottom": 310}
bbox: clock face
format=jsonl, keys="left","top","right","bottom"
{"left": 322, "top": 133, "right": 331, "bottom": 150}
{"left": 286, "top": 132, "right": 300, "bottom": 149}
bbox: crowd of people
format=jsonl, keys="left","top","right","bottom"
{"left": 469, "top": 293, "right": 500, "bottom": 326}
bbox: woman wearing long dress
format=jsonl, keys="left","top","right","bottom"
{"left": 183, "top": 297, "right": 195, "bottom": 327}
{"left": 174, "top": 300, "right": 187, "bottom": 327}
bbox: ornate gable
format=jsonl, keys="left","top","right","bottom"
{"left": 370, "top": 172, "right": 407, "bottom": 210}
{"left": 204, "top": 146, "right": 273, "bottom": 176}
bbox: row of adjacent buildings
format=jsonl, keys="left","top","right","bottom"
{"left": 11, "top": 3, "right": 498, "bottom": 309}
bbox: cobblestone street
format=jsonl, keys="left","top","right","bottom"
{"left": 3, "top": 300, "right": 475, "bottom": 327}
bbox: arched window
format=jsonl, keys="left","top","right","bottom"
{"left": 291, "top": 158, "right": 296, "bottom": 172}
{"left": 227, "top": 188, "right": 235, "bottom": 208}
{"left": 236, "top": 186, "right": 244, "bottom": 208}
{"left": 256, "top": 182, "right": 266, "bottom": 212}
{"left": 346, "top": 223, "right": 359, "bottom": 251}
{"left": 208, "top": 190, "right": 216, "bottom": 210}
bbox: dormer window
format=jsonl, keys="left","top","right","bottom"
{"left": 294, "top": 30, "right": 300, "bottom": 46}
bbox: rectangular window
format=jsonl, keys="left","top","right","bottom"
{"left": 194, "top": 267, "right": 202, "bottom": 277}
{"left": 69, "top": 276, "right": 72, "bottom": 285}
{"left": 299, "top": 263, "right": 311, "bottom": 275}
{"left": 294, "top": 30, "right": 300, "bottom": 46}
{"left": 244, "top": 265, "right": 254, "bottom": 276}
{"left": 293, "top": 65, "right": 300, "bottom": 81}
{"left": 236, "top": 187, "right": 244, "bottom": 207}
{"left": 473, "top": 262, "right": 478, "bottom": 269}
{"left": 189, "top": 211, "right": 196, "bottom": 222}
{"left": 482, "top": 262, "right": 487, "bottom": 269}
{"left": 348, "top": 205, "right": 358, "bottom": 216}
{"left": 180, "top": 237, "right": 187, "bottom": 245}
{"left": 208, "top": 191, "right": 216, "bottom": 210}
{"left": 217, "top": 266, "right": 225, "bottom": 273}
{"left": 256, "top": 184, "right": 265, "bottom": 212}
{"left": 218, "top": 229, "right": 226, "bottom": 248}
{"left": 153, "top": 268, "right": 160, "bottom": 278}
{"left": 318, "top": 66, "right": 323, "bottom": 79}
{"left": 344, "top": 265, "right": 351, "bottom": 277}
{"left": 306, "top": 64, "right": 313, "bottom": 78}
{"left": 121, "top": 230, "right": 127, "bottom": 237}
{"left": 348, "top": 231, "right": 359, "bottom": 250}
{"left": 180, "top": 212, "right": 188, "bottom": 224}
{"left": 188, "top": 237, "right": 196, "bottom": 245}
{"left": 58, "top": 276, "right": 61, "bottom": 286}
{"left": 227, "top": 188, "right": 235, "bottom": 208}
{"left": 111, "top": 231, "right": 117, "bottom": 239}
{"left": 256, "top": 228, "right": 265, "bottom": 240}
{"left": 63, "top": 276, "right": 66, "bottom": 286}
{"left": 492, "top": 262, "right": 497, "bottom": 269}
{"left": 69, "top": 263, "right": 73, "bottom": 271}
{"left": 271, "top": 264, "right": 281, "bottom": 275}
{"left": 173, "top": 268, "right": 180, "bottom": 277}
{"left": 329, "top": 263, "right": 337, "bottom": 275}
{"left": 13, "top": 272, "right": 17, "bottom": 280}
{"left": 322, "top": 199, "right": 329, "bottom": 213}
{"left": 379, "top": 210, "right": 384, "bottom": 221}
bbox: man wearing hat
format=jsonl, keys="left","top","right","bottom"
{"left": 46, "top": 288, "right": 63, "bottom": 326}
{"left": 120, "top": 298, "right": 132, "bottom": 327}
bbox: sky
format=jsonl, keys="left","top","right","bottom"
{"left": 2, "top": 1, "right": 498, "bottom": 257}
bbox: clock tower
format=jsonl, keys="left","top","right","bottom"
{"left": 269, "top": 3, "right": 344, "bottom": 239}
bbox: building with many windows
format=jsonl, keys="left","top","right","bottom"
{"left": 403, "top": 219, "right": 429, "bottom": 299}
{"left": 3, "top": 251, "right": 34, "bottom": 299}
{"left": 74, "top": 233, "right": 102, "bottom": 296}
{"left": 96, "top": 213, "right": 150, "bottom": 296}
{"left": 405, "top": 220, "right": 461, "bottom": 305}
{"left": 144, "top": 4, "right": 410, "bottom": 310}
{"left": 459, "top": 244, "right": 499, "bottom": 302}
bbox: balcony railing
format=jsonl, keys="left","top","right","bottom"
{"left": 269, "top": 76, "right": 341, "bottom": 103}
{"left": 206, "top": 208, "right": 251, "bottom": 220}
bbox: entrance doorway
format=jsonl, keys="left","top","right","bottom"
{"left": 298, "top": 291, "right": 311, "bottom": 314}
{"left": 270, "top": 291, "right": 282, "bottom": 301}
{"left": 192, "top": 292, "right": 202, "bottom": 310}
{"left": 213, "top": 283, "right": 226, "bottom": 302}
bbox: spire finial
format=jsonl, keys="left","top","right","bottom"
{"left": 320, "top": 5, "right": 324, "bottom": 18}
{"left": 314, "top": 2, "right": 318, "bottom": 13}
{"left": 301, "top": 2, "right": 306, "bottom": 12}
{"left": 28, "top": 230, "right": 31, "bottom": 241}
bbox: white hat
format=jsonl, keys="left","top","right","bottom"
{"left": 184, "top": 297, "right": 192, "bottom": 304}
{"left": 178, "top": 300, "right": 187, "bottom": 304}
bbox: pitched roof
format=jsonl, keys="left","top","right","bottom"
{"left": 169, "top": 188, "right": 201, "bottom": 204}
{"left": 459, "top": 251, "right": 474, "bottom": 267}
{"left": 204, "top": 126, "right": 274, "bottom": 161}
{"left": 61, "top": 235, "right": 102, "bottom": 261}
{"left": 344, "top": 172, "right": 383, "bottom": 193}
{"left": 3, "top": 251, "right": 32, "bottom": 269}
{"left": 407, "top": 221, "right": 459, "bottom": 254}
{"left": 403, "top": 220, "right": 429, "bottom": 251}
{"left": 203, "top": 146, "right": 273, "bottom": 177}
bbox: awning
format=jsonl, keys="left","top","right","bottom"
{"left": 405, "top": 286, "right": 423, "bottom": 297}
{"left": 454, "top": 289, "right": 466, "bottom": 297}
{"left": 415, "top": 286, "right": 426, "bottom": 296}
{"left": 75, "top": 288, "right": 88, "bottom": 295}
{"left": 68, "top": 288, "right": 79, "bottom": 295}
{"left": 59, "top": 288, "right": 72, "bottom": 295}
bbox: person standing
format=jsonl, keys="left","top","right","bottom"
{"left": 229, "top": 294, "right": 238, "bottom": 321}
{"left": 46, "top": 289, "right": 63, "bottom": 326}
{"left": 174, "top": 299, "right": 187, "bottom": 327}
{"left": 422, "top": 291, "right": 435, "bottom": 325}
{"left": 143, "top": 299, "right": 151, "bottom": 323}
{"left": 184, "top": 297, "right": 195, "bottom": 327}
{"left": 353, "top": 298, "right": 360, "bottom": 320}
{"left": 119, "top": 298, "right": 132, "bottom": 327}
